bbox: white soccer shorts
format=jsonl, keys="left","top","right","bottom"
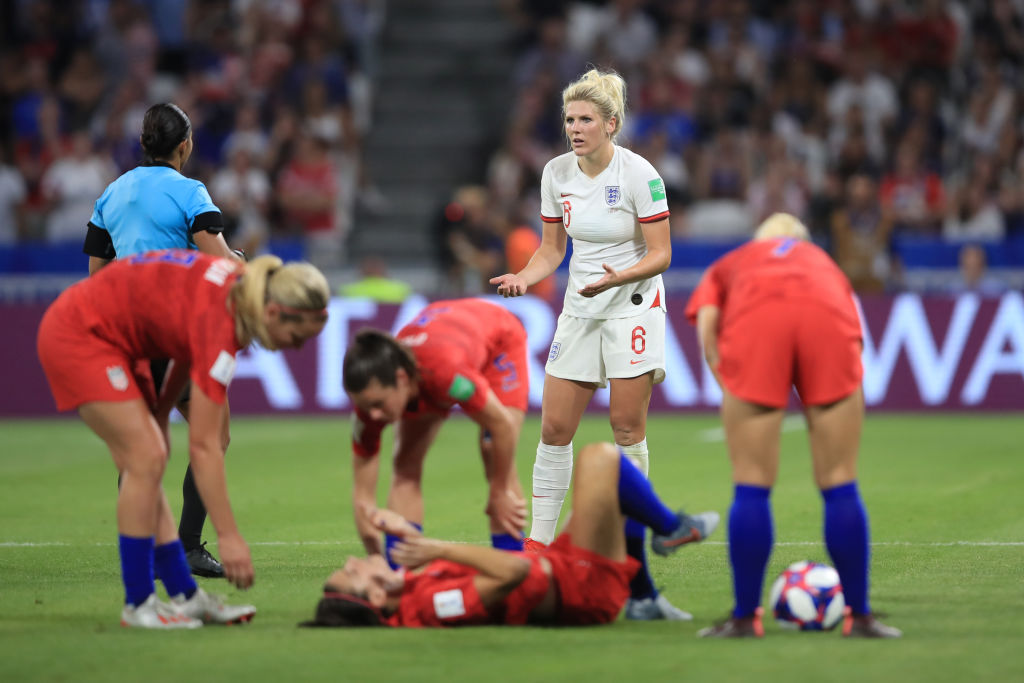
{"left": 544, "top": 307, "right": 666, "bottom": 387}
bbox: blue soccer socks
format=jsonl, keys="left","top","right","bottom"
{"left": 385, "top": 522, "right": 423, "bottom": 569}
{"left": 491, "top": 533, "right": 524, "bottom": 551}
{"left": 617, "top": 453, "right": 678, "bottom": 535}
{"left": 154, "top": 539, "right": 198, "bottom": 600}
{"left": 119, "top": 535, "right": 156, "bottom": 607}
{"left": 728, "top": 485, "right": 774, "bottom": 618}
{"left": 823, "top": 481, "right": 871, "bottom": 615}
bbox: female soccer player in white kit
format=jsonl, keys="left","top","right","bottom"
{"left": 491, "top": 69, "right": 705, "bottom": 620}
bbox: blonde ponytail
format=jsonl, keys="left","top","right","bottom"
{"left": 231, "top": 255, "right": 330, "bottom": 348}
{"left": 753, "top": 213, "right": 811, "bottom": 242}
{"left": 562, "top": 68, "right": 627, "bottom": 141}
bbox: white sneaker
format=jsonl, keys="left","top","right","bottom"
{"left": 121, "top": 593, "right": 203, "bottom": 629}
{"left": 171, "top": 587, "right": 256, "bottom": 625}
{"left": 624, "top": 593, "right": 694, "bottom": 621}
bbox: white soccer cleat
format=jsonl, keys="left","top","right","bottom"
{"left": 120, "top": 593, "right": 203, "bottom": 629}
{"left": 624, "top": 593, "right": 694, "bottom": 621}
{"left": 171, "top": 587, "right": 256, "bottom": 625}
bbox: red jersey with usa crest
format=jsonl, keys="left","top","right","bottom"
{"left": 351, "top": 299, "right": 528, "bottom": 458}
{"left": 385, "top": 534, "right": 638, "bottom": 627}
{"left": 37, "top": 250, "right": 242, "bottom": 410}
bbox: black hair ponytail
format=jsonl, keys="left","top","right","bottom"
{"left": 140, "top": 103, "right": 192, "bottom": 162}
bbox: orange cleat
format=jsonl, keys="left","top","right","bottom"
{"left": 522, "top": 537, "right": 547, "bottom": 554}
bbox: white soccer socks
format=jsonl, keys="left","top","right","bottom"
{"left": 529, "top": 441, "right": 574, "bottom": 544}
{"left": 619, "top": 438, "right": 649, "bottom": 478}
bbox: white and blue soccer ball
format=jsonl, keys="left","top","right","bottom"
{"left": 769, "top": 561, "right": 845, "bottom": 631}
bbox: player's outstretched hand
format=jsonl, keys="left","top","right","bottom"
{"left": 218, "top": 532, "right": 254, "bottom": 589}
{"left": 490, "top": 273, "right": 528, "bottom": 298}
{"left": 578, "top": 263, "right": 621, "bottom": 298}
{"left": 390, "top": 536, "right": 444, "bottom": 568}
{"left": 486, "top": 488, "right": 527, "bottom": 539}
{"left": 362, "top": 503, "right": 423, "bottom": 539}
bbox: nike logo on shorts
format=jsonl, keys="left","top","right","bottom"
{"left": 630, "top": 359, "right": 645, "bottom": 365}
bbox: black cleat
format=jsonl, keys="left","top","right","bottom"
{"left": 186, "top": 542, "right": 225, "bottom": 578}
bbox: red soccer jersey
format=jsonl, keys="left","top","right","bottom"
{"left": 386, "top": 553, "right": 549, "bottom": 627}
{"left": 685, "top": 238, "right": 861, "bottom": 332}
{"left": 351, "top": 299, "right": 527, "bottom": 458}
{"left": 385, "top": 535, "right": 637, "bottom": 628}
{"left": 46, "top": 250, "right": 242, "bottom": 404}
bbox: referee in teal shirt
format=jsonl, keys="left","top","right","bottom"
{"left": 83, "top": 103, "right": 243, "bottom": 579}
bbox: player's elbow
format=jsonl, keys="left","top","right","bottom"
{"left": 496, "top": 557, "right": 532, "bottom": 592}
{"left": 650, "top": 247, "right": 672, "bottom": 275}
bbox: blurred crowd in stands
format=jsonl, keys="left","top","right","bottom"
{"left": 441, "top": 0, "right": 1022, "bottom": 295}
{"left": 0, "top": 0, "right": 384, "bottom": 269}
{"left": 0, "top": 0, "right": 1021, "bottom": 297}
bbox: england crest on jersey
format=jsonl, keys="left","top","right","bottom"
{"left": 548, "top": 341, "right": 561, "bottom": 362}
{"left": 605, "top": 185, "right": 621, "bottom": 206}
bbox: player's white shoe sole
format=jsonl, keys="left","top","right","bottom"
{"left": 624, "top": 593, "right": 694, "bottom": 621}
{"left": 120, "top": 593, "right": 203, "bottom": 629}
{"left": 171, "top": 587, "right": 256, "bottom": 625}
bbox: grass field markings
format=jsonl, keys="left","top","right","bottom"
{"left": 4, "top": 540, "right": 1023, "bottom": 548}
{"left": 697, "top": 414, "right": 806, "bottom": 442}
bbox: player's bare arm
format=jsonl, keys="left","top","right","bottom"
{"left": 491, "top": 220, "right": 567, "bottom": 297}
{"left": 578, "top": 218, "right": 671, "bottom": 297}
{"left": 470, "top": 392, "right": 527, "bottom": 537}
{"left": 352, "top": 453, "right": 384, "bottom": 555}
{"left": 391, "top": 537, "right": 534, "bottom": 609}
{"left": 187, "top": 384, "right": 253, "bottom": 589}
{"left": 364, "top": 503, "right": 425, "bottom": 540}
{"left": 194, "top": 230, "right": 243, "bottom": 262}
{"left": 696, "top": 304, "right": 722, "bottom": 385}
{"left": 88, "top": 256, "right": 113, "bottom": 275}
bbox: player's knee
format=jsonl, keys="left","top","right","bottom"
{"left": 124, "top": 443, "right": 168, "bottom": 481}
{"left": 609, "top": 407, "right": 644, "bottom": 441}
{"left": 814, "top": 460, "right": 857, "bottom": 490}
{"left": 540, "top": 418, "right": 576, "bottom": 446}
{"left": 392, "top": 460, "right": 424, "bottom": 483}
{"left": 606, "top": 423, "right": 638, "bottom": 446}
{"left": 573, "top": 442, "right": 618, "bottom": 481}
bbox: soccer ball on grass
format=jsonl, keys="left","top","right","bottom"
{"left": 768, "top": 560, "right": 845, "bottom": 631}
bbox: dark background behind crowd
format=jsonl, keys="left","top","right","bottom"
{"left": 1, "top": 0, "right": 1022, "bottom": 298}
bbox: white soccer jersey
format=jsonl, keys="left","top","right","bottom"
{"left": 540, "top": 145, "right": 669, "bottom": 319}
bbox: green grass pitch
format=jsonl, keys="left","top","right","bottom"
{"left": 1, "top": 414, "right": 1022, "bottom": 682}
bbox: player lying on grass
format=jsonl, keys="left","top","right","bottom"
{"left": 301, "top": 442, "right": 719, "bottom": 627}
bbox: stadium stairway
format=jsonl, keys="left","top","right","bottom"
{"left": 346, "top": 0, "right": 516, "bottom": 275}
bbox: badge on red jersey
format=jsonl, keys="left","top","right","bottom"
{"left": 447, "top": 374, "right": 475, "bottom": 402}
{"left": 106, "top": 365, "right": 129, "bottom": 391}
{"left": 432, "top": 589, "right": 467, "bottom": 619}
{"left": 209, "top": 350, "right": 237, "bottom": 386}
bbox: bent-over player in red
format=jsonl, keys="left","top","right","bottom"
{"left": 343, "top": 299, "right": 530, "bottom": 562}
{"left": 685, "top": 213, "right": 901, "bottom": 639}
{"left": 37, "top": 250, "right": 329, "bottom": 628}
{"left": 302, "top": 442, "right": 718, "bottom": 627}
